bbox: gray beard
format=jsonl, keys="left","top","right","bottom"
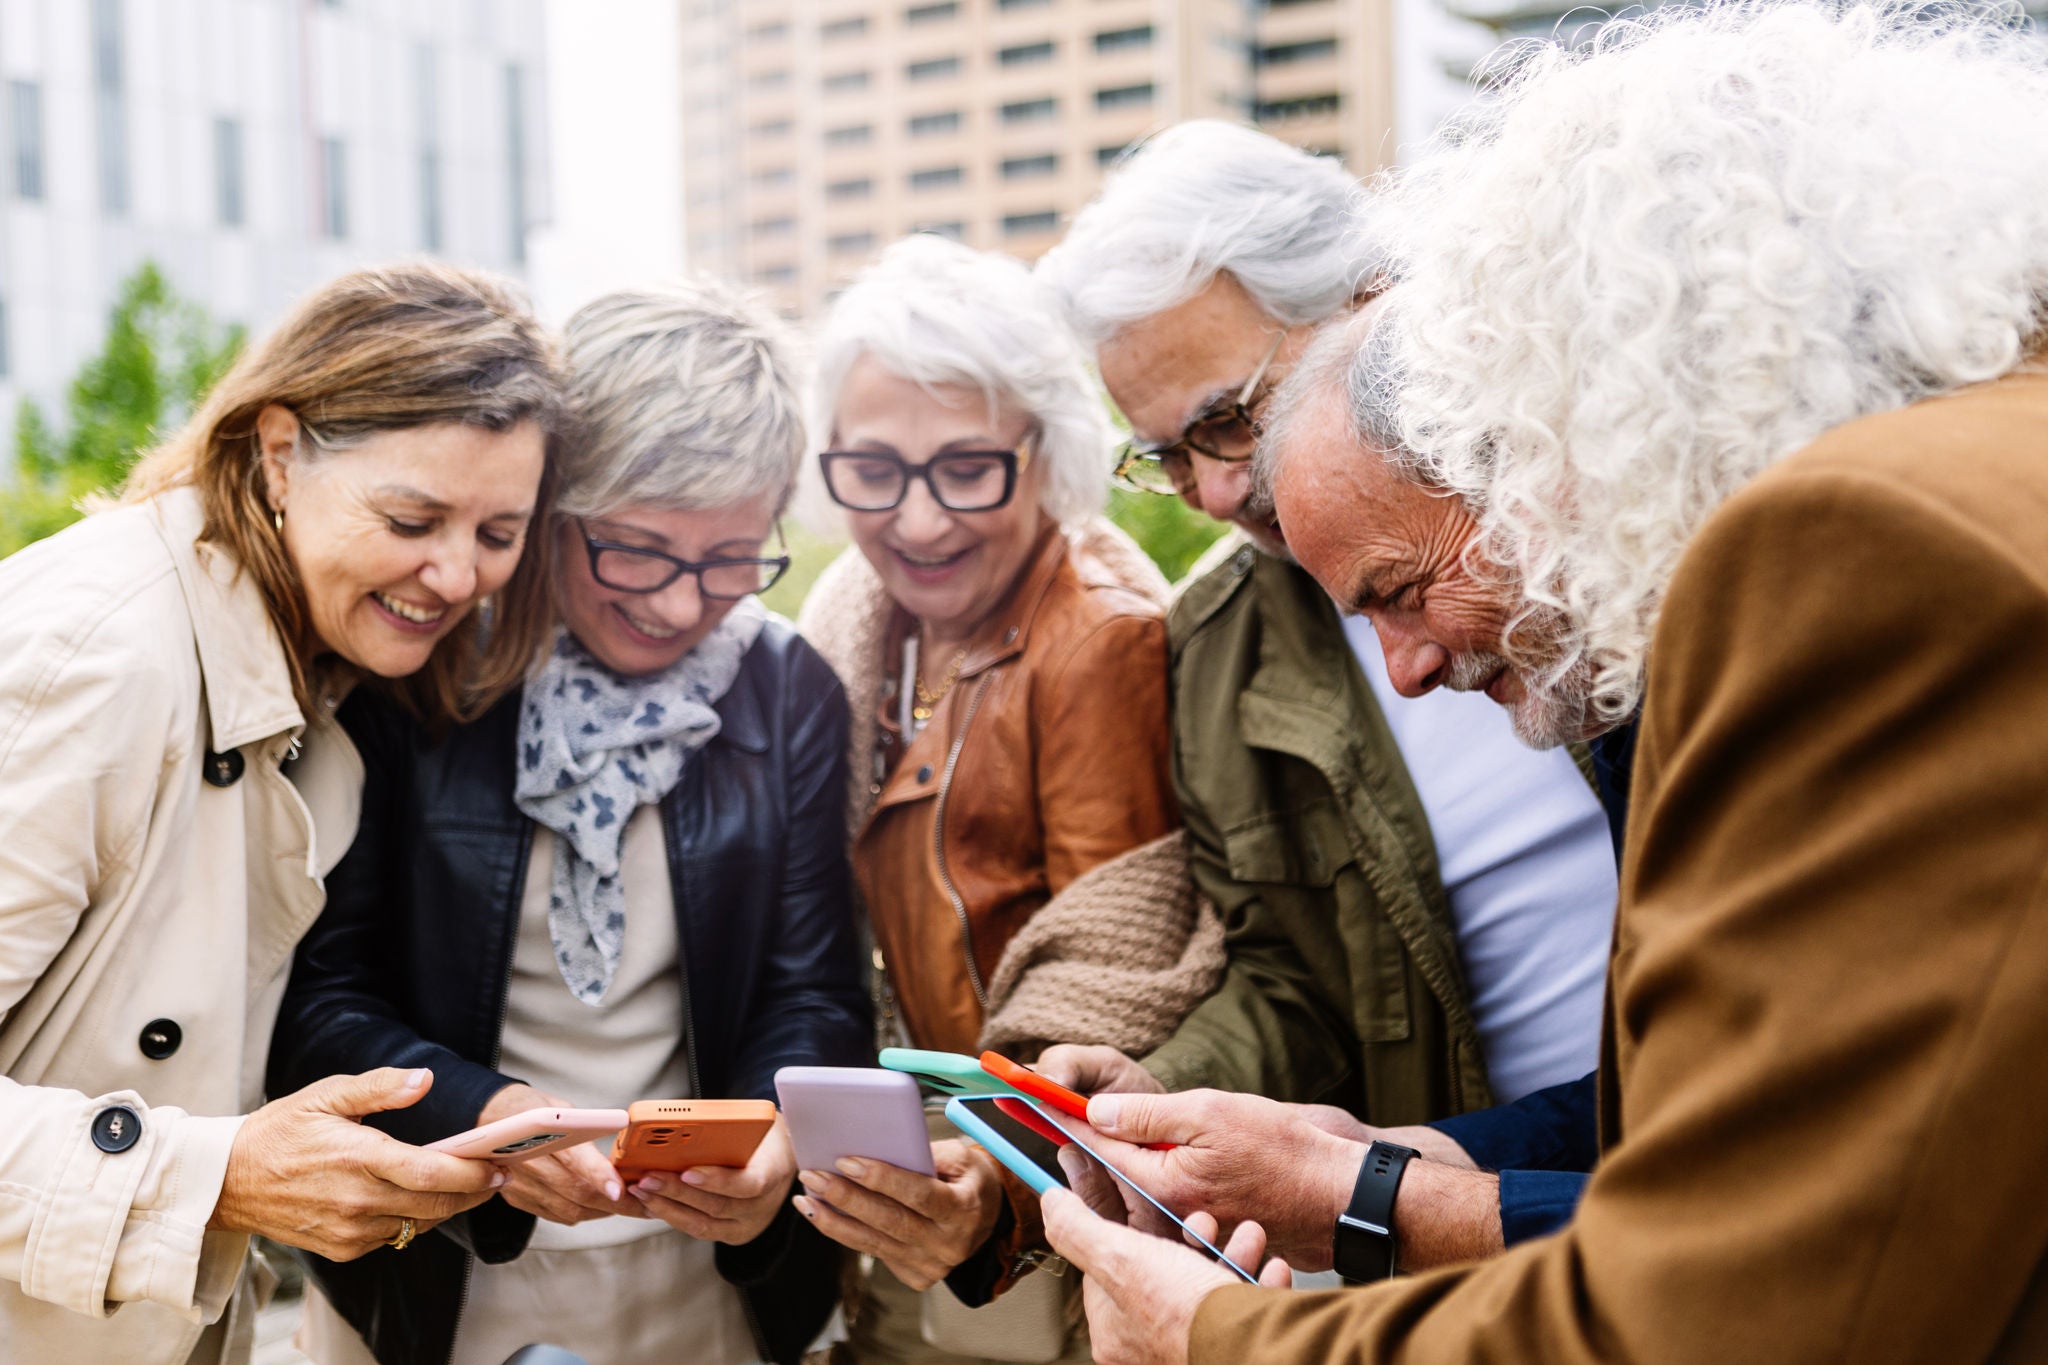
{"left": 1442, "top": 647, "right": 1603, "bottom": 749}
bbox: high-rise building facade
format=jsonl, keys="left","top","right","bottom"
{"left": 0, "top": 0, "right": 549, "bottom": 424}
{"left": 681, "top": 0, "right": 1395, "bottom": 315}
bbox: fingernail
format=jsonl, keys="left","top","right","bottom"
{"left": 491, "top": 1171, "right": 508, "bottom": 1188}
{"left": 799, "top": 1173, "right": 827, "bottom": 1196}
{"left": 628, "top": 1186, "right": 651, "bottom": 1202}
{"left": 406, "top": 1068, "right": 430, "bottom": 1090}
{"left": 635, "top": 1177, "right": 661, "bottom": 1195}
{"left": 680, "top": 1168, "right": 706, "bottom": 1186}
{"left": 605, "top": 1181, "right": 622, "bottom": 1201}
{"left": 835, "top": 1157, "right": 866, "bottom": 1178}
{"left": 793, "top": 1195, "right": 816, "bottom": 1219}
{"left": 1089, "top": 1096, "right": 1120, "bottom": 1130}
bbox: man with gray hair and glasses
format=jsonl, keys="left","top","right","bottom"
{"left": 1031, "top": 121, "right": 1621, "bottom": 1150}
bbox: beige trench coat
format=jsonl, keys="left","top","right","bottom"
{"left": 0, "top": 487, "right": 360, "bottom": 1365}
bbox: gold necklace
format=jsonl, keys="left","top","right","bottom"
{"left": 912, "top": 648, "right": 969, "bottom": 723}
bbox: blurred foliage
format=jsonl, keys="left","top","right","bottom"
{"left": 1, "top": 262, "right": 245, "bottom": 557}
{"left": 760, "top": 520, "right": 849, "bottom": 620}
{"left": 1106, "top": 487, "right": 1227, "bottom": 584}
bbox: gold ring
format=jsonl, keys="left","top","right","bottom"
{"left": 386, "top": 1217, "right": 416, "bottom": 1252}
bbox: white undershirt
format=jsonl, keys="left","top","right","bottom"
{"left": 1342, "top": 615, "right": 1617, "bottom": 1103}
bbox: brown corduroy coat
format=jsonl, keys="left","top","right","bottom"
{"left": 1193, "top": 367, "right": 2048, "bottom": 1363}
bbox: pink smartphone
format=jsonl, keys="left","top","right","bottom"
{"left": 775, "top": 1066, "right": 936, "bottom": 1177}
{"left": 425, "top": 1107, "right": 630, "bottom": 1162}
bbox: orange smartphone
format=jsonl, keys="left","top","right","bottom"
{"left": 610, "top": 1099, "right": 778, "bottom": 1179}
{"left": 979, "top": 1050, "right": 1176, "bottom": 1151}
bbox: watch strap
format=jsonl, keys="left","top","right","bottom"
{"left": 1332, "top": 1139, "right": 1419, "bottom": 1282}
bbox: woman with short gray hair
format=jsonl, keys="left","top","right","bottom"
{"left": 274, "top": 277, "right": 870, "bottom": 1365}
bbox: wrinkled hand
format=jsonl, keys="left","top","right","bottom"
{"left": 1032, "top": 1045, "right": 1166, "bottom": 1097}
{"left": 480, "top": 1084, "right": 644, "bottom": 1226}
{"left": 1040, "top": 1169, "right": 1290, "bottom": 1365}
{"left": 209, "top": 1068, "right": 507, "bottom": 1262}
{"left": 629, "top": 1114, "right": 795, "bottom": 1245}
{"left": 1074, "top": 1089, "right": 1362, "bottom": 1271}
{"left": 791, "top": 1139, "right": 1004, "bottom": 1290}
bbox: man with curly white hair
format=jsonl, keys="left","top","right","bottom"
{"left": 1036, "top": 4, "right": 2048, "bottom": 1363}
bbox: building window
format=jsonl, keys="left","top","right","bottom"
{"left": 92, "top": 0, "right": 127, "bottom": 215}
{"left": 321, "top": 136, "right": 348, "bottom": 238}
{"left": 909, "top": 110, "right": 962, "bottom": 137}
{"left": 914, "top": 220, "right": 965, "bottom": 240}
{"left": 750, "top": 118, "right": 794, "bottom": 137}
{"left": 214, "top": 118, "right": 244, "bottom": 226}
{"left": 910, "top": 165, "right": 964, "bottom": 191}
{"left": 1001, "top": 152, "right": 1057, "bottom": 179}
{"left": 505, "top": 64, "right": 529, "bottom": 263}
{"left": 825, "top": 70, "right": 871, "bottom": 93}
{"left": 1096, "top": 141, "right": 1132, "bottom": 166}
{"left": 751, "top": 215, "right": 797, "bottom": 238}
{"left": 749, "top": 69, "right": 791, "bottom": 91}
{"left": 416, "top": 43, "right": 442, "bottom": 250}
{"left": 1094, "top": 25, "right": 1154, "bottom": 54}
{"left": 824, "top": 123, "right": 873, "bottom": 147}
{"left": 751, "top": 166, "right": 796, "bottom": 188}
{"left": 746, "top": 20, "right": 789, "bottom": 41}
{"left": 1259, "top": 38, "right": 1339, "bottom": 64}
{"left": 823, "top": 16, "right": 869, "bottom": 39}
{"left": 998, "top": 41, "right": 1055, "bottom": 66}
{"left": 10, "top": 82, "right": 43, "bottom": 201}
{"left": 827, "top": 176, "right": 874, "bottom": 200}
{"left": 1000, "top": 97, "right": 1057, "bottom": 124}
{"left": 1095, "top": 82, "right": 1155, "bottom": 112}
{"left": 1256, "top": 92, "right": 1342, "bottom": 120}
{"left": 755, "top": 264, "right": 798, "bottom": 285}
{"left": 907, "top": 56, "right": 961, "bottom": 81}
{"left": 996, "top": 0, "right": 1050, "bottom": 9}
{"left": 1002, "top": 210, "right": 1058, "bottom": 236}
{"left": 829, "top": 230, "right": 876, "bottom": 255}
{"left": 906, "top": 2, "right": 958, "bottom": 23}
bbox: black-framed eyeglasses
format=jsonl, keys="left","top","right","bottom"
{"left": 1112, "top": 331, "right": 1287, "bottom": 496}
{"left": 577, "top": 520, "right": 791, "bottom": 598}
{"left": 819, "top": 445, "right": 1028, "bottom": 513}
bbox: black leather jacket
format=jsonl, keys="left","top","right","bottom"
{"left": 268, "top": 620, "right": 871, "bottom": 1365}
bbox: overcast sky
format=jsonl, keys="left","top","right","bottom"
{"left": 528, "top": 0, "right": 685, "bottom": 324}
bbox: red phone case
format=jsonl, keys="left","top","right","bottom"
{"left": 978, "top": 1051, "right": 1176, "bottom": 1150}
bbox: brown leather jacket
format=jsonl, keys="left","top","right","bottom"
{"left": 852, "top": 523, "right": 1178, "bottom": 1054}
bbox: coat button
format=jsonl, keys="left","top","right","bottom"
{"left": 916, "top": 765, "right": 933, "bottom": 783}
{"left": 138, "top": 1019, "right": 182, "bottom": 1060}
{"left": 91, "top": 1105, "right": 142, "bottom": 1154}
{"left": 202, "top": 749, "right": 245, "bottom": 788}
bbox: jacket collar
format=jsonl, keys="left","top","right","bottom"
{"left": 953, "top": 520, "right": 1067, "bottom": 681}
{"left": 148, "top": 487, "right": 305, "bottom": 751}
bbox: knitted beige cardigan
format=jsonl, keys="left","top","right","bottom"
{"left": 796, "top": 519, "right": 1225, "bottom": 1060}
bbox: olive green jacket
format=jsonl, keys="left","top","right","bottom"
{"left": 1141, "top": 541, "right": 1496, "bottom": 1125}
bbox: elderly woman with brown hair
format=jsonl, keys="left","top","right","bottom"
{"left": 0, "top": 262, "right": 569, "bottom": 1365}
{"left": 796, "top": 234, "right": 1218, "bottom": 1365}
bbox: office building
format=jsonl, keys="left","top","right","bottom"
{"left": 681, "top": 0, "right": 1396, "bottom": 315}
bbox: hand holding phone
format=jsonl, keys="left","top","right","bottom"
{"left": 980, "top": 1050, "right": 1175, "bottom": 1150}
{"left": 776, "top": 1066, "right": 936, "bottom": 1178}
{"left": 425, "top": 1106, "right": 629, "bottom": 1162}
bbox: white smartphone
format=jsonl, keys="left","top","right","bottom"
{"left": 425, "top": 1107, "right": 630, "bottom": 1162}
{"left": 774, "top": 1066, "right": 936, "bottom": 1177}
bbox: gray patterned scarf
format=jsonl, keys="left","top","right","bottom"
{"left": 514, "top": 599, "right": 766, "bottom": 1003}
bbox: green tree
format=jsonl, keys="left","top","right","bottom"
{"left": 1, "top": 262, "right": 244, "bottom": 556}
{"left": 1106, "top": 486, "right": 1227, "bottom": 584}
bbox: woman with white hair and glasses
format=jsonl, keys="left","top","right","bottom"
{"left": 796, "top": 235, "right": 1197, "bottom": 1364}
{"left": 270, "top": 279, "right": 871, "bottom": 1365}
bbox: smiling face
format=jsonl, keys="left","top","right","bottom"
{"left": 831, "top": 353, "right": 1051, "bottom": 645}
{"left": 1097, "top": 273, "right": 1314, "bottom": 558}
{"left": 554, "top": 494, "right": 780, "bottom": 677}
{"left": 1269, "top": 379, "right": 1597, "bottom": 749}
{"left": 259, "top": 406, "right": 546, "bottom": 680}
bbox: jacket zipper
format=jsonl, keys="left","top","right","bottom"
{"left": 932, "top": 673, "right": 996, "bottom": 1009}
{"left": 442, "top": 817, "right": 533, "bottom": 1365}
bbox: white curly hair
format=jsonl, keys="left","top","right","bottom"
{"left": 811, "top": 233, "right": 1111, "bottom": 526}
{"left": 1355, "top": 0, "right": 2048, "bottom": 731}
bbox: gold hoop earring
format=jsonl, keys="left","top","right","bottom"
{"left": 272, "top": 506, "right": 285, "bottom": 533}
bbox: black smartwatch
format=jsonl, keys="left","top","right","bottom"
{"left": 1331, "top": 1139, "right": 1419, "bottom": 1282}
